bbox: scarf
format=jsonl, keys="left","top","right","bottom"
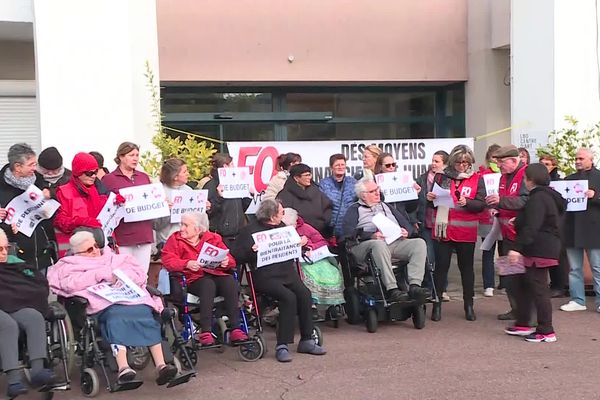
{"left": 434, "top": 168, "right": 474, "bottom": 239}
{"left": 4, "top": 168, "right": 36, "bottom": 191}
{"left": 37, "top": 165, "right": 65, "bottom": 184}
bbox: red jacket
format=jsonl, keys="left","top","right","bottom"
{"left": 161, "top": 231, "right": 236, "bottom": 284}
{"left": 295, "top": 217, "right": 328, "bottom": 249}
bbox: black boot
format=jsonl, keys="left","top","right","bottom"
{"left": 431, "top": 301, "right": 441, "bottom": 321}
{"left": 464, "top": 304, "right": 476, "bottom": 321}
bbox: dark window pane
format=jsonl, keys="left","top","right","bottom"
{"left": 286, "top": 122, "right": 434, "bottom": 141}
{"left": 162, "top": 92, "right": 272, "bottom": 113}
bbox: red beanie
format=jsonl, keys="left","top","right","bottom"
{"left": 72, "top": 152, "right": 99, "bottom": 177}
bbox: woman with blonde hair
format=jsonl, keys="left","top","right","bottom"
{"left": 354, "top": 144, "right": 382, "bottom": 180}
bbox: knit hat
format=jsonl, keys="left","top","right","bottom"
{"left": 72, "top": 152, "right": 99, "bottom": 177}
{"left": 289, "top": 163, "right": 312, "bottom": 177}
{"left": 38, "top": 147, "right": 63, "bottom": 170}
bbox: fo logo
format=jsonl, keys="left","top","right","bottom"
{"left": 203, "top": 247, "right": 219, "bottom": 257}
{"left": 29, "top": 192, "right": 38, "bottom": 201}
{"left": 461, "top": 187, "right": 472, "bottom": 197}
{"left": 255, "top": 233, "right": 267, "bottom": 243}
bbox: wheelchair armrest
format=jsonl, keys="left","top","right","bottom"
{"left": 160, "top": 308, "right": 176, "bottom": 323}
{"left": 146, "top": 286, "right": 163, "bottom": 297}
{"left": 46, "top": 302, "right": 67, "bottom": 321}
{"left": 59, "top": 295, "right": 89, "bottom": 306}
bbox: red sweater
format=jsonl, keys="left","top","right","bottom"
{"left": 161, "top": 231, "right": 236, "bottom": 284}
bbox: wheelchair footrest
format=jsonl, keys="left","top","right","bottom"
{"left": 110, "top": 380, "right": 144, "bottom": 392}
{"left": 166, "top": 371, "right": 195, "bottom": 388}
{"left": 39, "top": 382, "right": 70, "bottom": 392}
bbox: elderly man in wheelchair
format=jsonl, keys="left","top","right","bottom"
{"left": 0, "top": 229, "right": 58, "bottom": 399}
{"left": 343, "top": 178, "right": 430, "bottom": 303}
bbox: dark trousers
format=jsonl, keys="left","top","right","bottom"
{"left": 481, "top": 239, "right": 496, "bottom": 289}
{"left": 434, "top": 241, "right": 475, "bottom": 304}
{"left": 253, "top": 264, "right": 314, "bottom": 345}
{"left": 514, "top": 266, "right": 554, "bottom": 334}
{"left": 549, "top": 247, "right": 569, "bottom": 290}
{"left": 188, "top": 274, "right": 240, "bottom": 332}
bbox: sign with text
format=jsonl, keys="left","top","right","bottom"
{"left": 119, "top": 183, "right": 170, "bottom": 222}
{"left": 252, "top": 225, "right": 302, "bottom": 268}
{"left": 96, "top": 192, "right": 126, "bottom": 239}
{"left": 197, "top": 242, "right": 229, "bottom": 269}
{"left": 170, "top": 190, "right": 208, "bottom": 223}
{"left": 375, "top": 171, "right": 418, "bottom": 202}
{"left": 483, "top": 173, "right": 501, "bottom": 196}
{"left": 307, "top": 245, "right": 337, "bottom": 263}
{"left": 549, "top": 180, "right": 588, "bottom": 212}
{"left": 218, "top": 167, "right": 251, "bottom": 199}
{"left": 87, "top": 269, "right": 148, "bottom": 303}
{"left": 3, "top": 185, "right": 60, "bottom": 237}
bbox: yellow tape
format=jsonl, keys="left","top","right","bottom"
{"left": 474, "top": 126, "right": 513, "bottom": 141}
{"left": 163, "top": 125, "right": 225, "bottom": 144}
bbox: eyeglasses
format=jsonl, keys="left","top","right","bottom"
{"left": 0, "top": 245, "right": 12, "bottom": 252}
{"left": 83, "top": 170, "right": 98, "bottom": 177}
{"left": 455, "top": 161, "right": 471, "bottom": 165}
{"left": 76, "top": 243, "right": 100, "bottom": 255}
{"left": 365, "top": 188, "right": 380, "bottom": 195}
{"left": 384, "top": 163, "right": 397, "bottom": 168}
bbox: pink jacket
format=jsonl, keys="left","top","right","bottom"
{"left": 48, "top": 251, "right": 163, "bottom": 315}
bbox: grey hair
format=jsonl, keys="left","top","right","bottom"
{"left": 0, "top": 229, "right": 7, "bottom": 243}
{"left": 281, "top": 208, "right": 298, "bottom": 227}
{"left": 8, "top": 143, "right": 36, "bottom": 170}
{"left": 354, "top": 177, "right": 375, "bottom": 198}
{"left": 69, "top": 231, "right": 95, "bottom": 253}
{"left": 448, "top": 145, "right": 475, "bottom": 167}
{"left": 181, "top": 211, "right": 209, "bottom": 231}
{"left": 256, "top": 199, "right": 282, "bottom": 223}
{"left": 577, "top": 147, "right": 595, "bottom": 160}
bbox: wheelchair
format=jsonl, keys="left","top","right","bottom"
{"left": 165, "top": 270, "right": 266, "bottom": 364}
{"left": 59, "top": 292, "right": 196, "bottom": 397}
{"left": 341, "top": 241, "right": 438, "bottom": 333}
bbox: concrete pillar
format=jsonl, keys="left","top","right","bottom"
{"left": 32, "top": 0, "right": 160, "bottom": 170}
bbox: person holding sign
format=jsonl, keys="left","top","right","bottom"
{"left": 426, "top": 145, "right": 485, "bottom": 322}
{"left": 375, "top": 152, "right": 420, "bottom": 215}
{"left": 161, "top": 211, "right": 248, "bottom": 346}
{"left": 231, "top": 199, "right": 326, "bottom": 363}
{"left": 102, "top": 142, "right": 154, "bottom": 272}
{"left": 0, "top": 143, "right": 56, "bottom": 270}
{"left": 48, "top": 231, "right": 178, "bottom": 385}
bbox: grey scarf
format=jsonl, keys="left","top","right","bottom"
{"left": 4, "top": 168, "right": 36, "bottom": 191}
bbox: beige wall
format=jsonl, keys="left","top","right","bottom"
{"left": 0, "top": 41, "right": 35, "bottom": 80}
{"left": 157, "top": 0, "right": 467, "bottom": 84}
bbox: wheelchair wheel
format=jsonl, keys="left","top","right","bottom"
{"left": 366, "top": 309, "right": 378, "bottom": 333}
{"left": 81, "top": 367, "right": 100, "bottom": 397}
{"left": 238, "top": 334, "right": 265, "bottom": 362}
{"left": 179, "top": 346, "right": 197, "bottom": 369}
{"left": 344, "top": 288, "right": 361, "bottom": 325}
{"left": 127, "top": 346, "right": 151, "bottom": 371}
{"left": 53, "top": 313, "right": 76, "bottom": 375}
{"left": 412, "top": 304, "right": 426, "bottom": 330}
{"left": 311, "top": 325, "right": 323, "bottom": 346}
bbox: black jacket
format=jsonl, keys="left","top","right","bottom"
{"left": 342, "top": 201, "right": 415, "bottom": 246}
{"left": 43, "top": 168, "right": 72, "bottom": 199}
{"left": 277, "top": 178, "right": 332, "bottom": 235}
{"left": 562, "top": 167, "right": 600, "bottom": 248}
{"left": 204, "top": 176, "right": 252, "bottom": 238}
{"left": 0, "top": 261, "right": 49, "bottom": 315}
{"left": 0, "top": 164, "right": 56, "bottom": 269}
{"left": 514, "top": 186, "right": 566, "bottom": 259}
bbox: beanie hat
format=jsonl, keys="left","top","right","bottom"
{"left": 38, "top": 147, "right": 63, "bottom": 170}
{"left": 72, "top": 152, "right": 99, "bottom": 177}
{"left": 289, "top": 163, "right": 312, "bottom": 178}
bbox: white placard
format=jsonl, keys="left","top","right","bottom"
{"left": 372, "top": 213, "right": 403, "bottom": 244}
{"left": 87, "top": 269, "right": 148, "bottom": 303}
{"left": 549, "top": 180, "right": 588, "bottom": 212}
{"left": 170, "top": 190, "right": 208, "bottom": 223}
{"left": 96, "top": 192, "right": 126, "bottom": 239}
{"left": 307, "top": 245, "right": 337, "bottom": 262}
{"left": 119, "top": 183, "right": 170, "bottom": 222}
{"left": 483, "top": 173, "right": 501, "bottom": 196}
{"left": 3, "top": 185, "right": 60, "bottom": 237}
{"left": 252, "top": 225, "right": 302, "bottom": 268}
{"left": 480, "top": 217, "right": 501, "bottom": 251}
{"left": 375, "top": 172, "right": 418, "bottom": 202}
{"left": 197, "top": 242, "right": 229, "bottom": 269}
{"left": 218, "top": 167, "right": 251, "bottom": 199}
{"left": 432, "top": 183, "right": 455, "bottom": 209}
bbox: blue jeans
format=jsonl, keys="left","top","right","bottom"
{"left": 566, "top": 248, "right": 600, "bottom": 307}
{"left": 481, "top": 239, "right": 496, "bottom": 290}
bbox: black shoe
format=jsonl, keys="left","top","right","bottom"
{"left": 387, "top": 288, "right": 409, "bottom": 302}
{"left": 156, "top": 364, "right": 177, "bottom": 386}
{"left": 431, "top": 302, "right": 441, "bottom": 321}
{"left": 409, "top": 284, "right": 430, "bottom": 301}
{"left": 550, "top": 289, "right": 569, "bottom": 298}
{"left": 464, "top": 304, "right": 476, "bottom": 321}
{"left": 497, "top": 310, "right": 515, "bottom": 321}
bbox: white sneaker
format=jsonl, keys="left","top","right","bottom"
{"left": 483, "top": 288, "right": 494, "bottom": 297}
{"left": 560, "top": 301, "right": 587, "bottom": 312}
{"left": 441, "top": 292, "right": 451, "bottom": 302}
{"left": 597, "top": 306, "right": 600, "bottom": 313}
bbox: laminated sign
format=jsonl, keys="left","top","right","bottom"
{"left": 375, "top": 172, "right": 417, "bottom": 202}
{"left": 119, "top": 183, "right": 170, "bottom": 222}
{"left": 87, "top": 269, "right": 148, "bottom": 303}
{"left": 3, "top": 185, "right": 60, "bottom": 237}
{"left": 483, "top": 173, "right": 501, "bottom": 196}
{"left": 96, "top": 192, "right": 126, "bottom": 239}
{"left": 170, "top": 190, "right": 208, "bottom": 223}
{"left": 549, "top": 180, "right": 588, "bottom": 212}
{"left": 252, "top": 226, "right": 302, "bottom": 268}
{"left": 197, "top": 242, "right": 229, "bottom": 269}
{"left": 218, "top": 167, "right": 251, "bottom": 199}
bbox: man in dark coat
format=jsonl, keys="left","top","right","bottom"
{"left": 560, "top": 148, "right": 600, "bottom": 312}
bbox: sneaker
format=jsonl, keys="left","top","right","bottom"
{"left": 197, "top": 331, "right": 216, "bottom": 346}
{"left": 524, "top": 332, "right": 557, "bottom": 343}
{"left": 297, "top": 339, "right": 327, "bottom": 355}
{"left": 409, "top": 284, "right": 430, "bottom": 301}
{"left": 275, "top": 344, "right": 292, "bottom": 362}
{"left": 387, "top": 288, "right": 409, "bottom": 302}
{"left": 6, "top": 382, "right": 28, "bottom": 398}
{"left": 30, "top": 368, "right": 57, "bottom": 387}
{"left": 229, "top": 328, "right": 249, "bottom": 343}
{"left": 441, "top": 292, "right": 451, "bottom": 302}
{"left": 597, "top": 306, "right": 600, "bottom": 313}
{"left": 504, "top": 325, "right": 535, "bottom": 336}
{"left": 560, "top": 301, "right": 587, "bottom": 312}
{"left": 483, "top": 288, "right": 494, "bottom": 297}
{"left": 497, "top": 310, "right": 515, "bottom": 320}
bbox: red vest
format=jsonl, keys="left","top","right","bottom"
{"left": 497, "top": 164, "right": 527, "bottom": 241}
{"left": 433, "top": 174, "right": 480, "bottom": 243}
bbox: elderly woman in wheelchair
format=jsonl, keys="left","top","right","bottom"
{"left": 0, "top": 229, "right": 56, "bottom": 398}
{"left": 48, "top": 231, "right": 178, "bottom": 386}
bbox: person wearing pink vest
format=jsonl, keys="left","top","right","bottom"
{"left": 427, "top": 145, "right": 485, "bottom": 322}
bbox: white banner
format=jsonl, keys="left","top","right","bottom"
{"left": 119, "top": 183, "right": 170, "bottom": 222}
{"left": 87, "top": 269, "right": 148, "bottom": 303}
{"left": 549, "top": 180, "right": 588, "bottom": 212}
{"left": 227, "top": 138, "right": 472, "bottom": 213}
{"left": 3, "top": 185, "right": 60, "bottom": 237}
{"left": 306, "top": 245, "right": 337, "bottom": 262}
{"left": 197, "top": 242, "right": 229, "bottom": 269}
{"left": 375, "top": 171, "right": 418, "bottom": 202}
{"left": 170, "top": 190, "right": 208, "bottom": 223}
{"left": 96, "top": 192, "right": 126, "bottom": 239}
{"left": 218, "top": 167, "right": 251, "bottom": 199}
{"left": 252, "top": 225, "right": 302, "bottom": 268}
{"left": 483, "top": 173, "right": 501, "bottom": 196}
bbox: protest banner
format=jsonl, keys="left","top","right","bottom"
{"left": 306, "top": 245, "right": 337, "bottom": 263}
{"left": 87, "top": 269, "right": 148, "bottom": 303}
{"left": 375, "top": 171, "right": 417, "bottom": 202}
{"left": 119, "top": 183, "right": 170, "bottom": 222}
{"left": 252, "top": 225, "right": 302, "bottom": 268}
{"left": 197, "top": 242, "right": 229, "bottom": 269}
{"left": 549, "top": 180, "right": 588, "bottom": 212}
{"left": 3, "top": 185, "right": 60, "bottom": 237}
{"left": 170, "top": 189, "right": 208, "bottom": 223}
{"left": 96, "top": 192, "right": 126, "bottom": 239}
{"left": 218, "top": 167, "right": 251, "bottom": 199}
{"left": 483, "top": 173, "right": 501, "bottom": 196}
